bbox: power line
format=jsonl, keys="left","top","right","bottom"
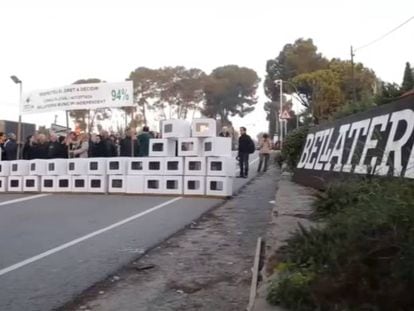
{"left": 355, "top": 15, "right": 414, "bottom": 52}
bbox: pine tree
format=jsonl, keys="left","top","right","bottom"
{"left": 401, "top": 62, "right": 414, "bottom": 92}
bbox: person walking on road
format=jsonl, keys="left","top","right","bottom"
{"left": 237, "top": 127, "right": 255, "bottom": 178}
{"left": 137, "top": 126, "right": 151, "bottom": 157}
{"left": 257, "top": 133, "right": 272, "bottom": 173}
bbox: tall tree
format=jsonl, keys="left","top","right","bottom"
{"left": 203, "top": 65, "right": 260, "bottom": 126}
{"left": 70, "top": 78, "right": 111, "bottom": 132}
{"left": 128, "top": 67, "right": 160, "bottom": 125}
{"left": 402, "top": 62, "right": 414, "bottom": 92}
{"left": 264, "top": 38, "right": 328, "bottom": 135}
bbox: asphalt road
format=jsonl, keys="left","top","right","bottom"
{"left": 0, "top": 155, "right": 260, "bottom": 311}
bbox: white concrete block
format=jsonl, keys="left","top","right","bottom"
{"left": 41, "top": 176, "right": 57, "bottom": 192}
{"left": 0, "top": 161, "right": 10, "bottom": 176}
{"left": 191, "top": 118, "right": 217, "bottom": 137}
{"left": 145, "top": 158, "right": 165, "bottom": 175}
{"left": 163, "top": 176, "right": 183, "bottom": 195}
{"left": 67, "top": 158, "right": 88, "bottom": 175}
{"left": 0, "top": 177, "right": 7, "bottom": 192}
{"left": 183, "top": 176, "right": 205, "bottom": 196}
{"left": 29, "top": 160, "right": 47, "bottom": 176}
{"left": 88, "top": 175, "right": 107, "bottom": 193}
{"left": 149, "top": 139, "right": 176, "bottom": 157}
{"left": 10, "top": 160, "right": 30, "bottom": 176}
{"left": 46, "top": 159, "right": 67, "bottom": 176}
{"left": 162, "top": 119, "right": 191, "bottom": 139}
{"left": 108, "top": 175, "right": 126, "bottom": 193}
{"left": 87, "top": 158, "right": 107, "bottom": 175}
{"left": 126, "top": 175, "right": 145, "bottom": 194}
{"left": 71, "top": 175, "right": 89, "bottom": 193}
{"left": 165, "top": 157, "right": 184, "bottom": 175}
{"left": 206, "top": 176, "right": 233, "bottom": 197}
{"left": 56, "top": 176, "right": 72, "bottom": 192}
{"left": 8, "top": 176, "right": 23, "bottom": 192}
{"left": 127, "top": 158, "right": 147, "bottom": 175}
{"left": 107, "top": 157, "right": 128, "bottom": 175}
{"left": 207, "top": 157, "right": 236, "bottom": 177}
{"left": 23, "top": 176, "right": 40, "bottom": 192}
{"left": 203, "top": 137, "right": 232, "bottom": 157}
{"left": 184, "top": 157, "right": 206, "bottom": 176}
{"left": 178, "top": 138, "right": 202, "bottom": 157}
{"left": 144, "top": 176, "right": 164, "bottom": 194}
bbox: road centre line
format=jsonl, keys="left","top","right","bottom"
{"left": 0, "top": 196, "right": 183, "bottom": 277}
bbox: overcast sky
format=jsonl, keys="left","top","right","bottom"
{"left": 0, "top": 0, "right": 413, "bottom": 135}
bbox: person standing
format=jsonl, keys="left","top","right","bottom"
{"left": 71, "top": 133, "right": 89, "bottom": 158}
{"left": 137, "top": 126, "right": 151, "bottom": 157}
{"left": 3, "top": 133, "right": 18, "bottom": 160}
{"left": 237, "top": 127, "right": 255, "bottom": 178}
{"left": 0, "top": 132, "right": 6, "bottom": 161}
{"left": 48, "top": 133, "right": 67, "bottom": 159}
{"left": 120, "top": 128, "right": 139, "bottom": 157}
{"left": 257, "top": 133, "right": 272, "bottom": 173}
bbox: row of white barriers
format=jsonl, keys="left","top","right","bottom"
{"left": 0, "top": 157, "right": 235, "bottom": 177}
{"left": 0, "top": 175, "right": 233, "bottom": 196}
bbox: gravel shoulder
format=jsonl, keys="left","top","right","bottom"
{"left": 61, "top": 166, "right": 280, "bottom": 311}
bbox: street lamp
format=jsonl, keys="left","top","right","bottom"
{"left": 10, "top": 75, "right": 23, "bottom": 159}
{"left": 274, "top": 79, "right": 284, "bottom": 147}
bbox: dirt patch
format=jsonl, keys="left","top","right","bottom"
{"left": 60, "top": 168, "right": 280, "bottom": 311}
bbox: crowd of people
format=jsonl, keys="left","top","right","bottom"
{"left": 1, "top": 125, "right": 274, "bottom": 180}
{"left": 0, "top": 126, "right": 154, "bottom": 161}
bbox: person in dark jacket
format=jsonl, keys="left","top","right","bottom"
{"left": 91, "top": 135, "right": 107, "bottom": 157}
{"left": 120, "top": 128, "right": 139, "bottom": 157}
{"left": 22, "top": 135, "right": 35, "bottom": 160}
{"left": 0, "top": 132, "right": 6, "bottom": 161}
{"left": 48, "top": 133, "right": 67, "bottom": 159}
{"left": 99, "top": 131, "right": 117, "bottom": 157}
{"left": 4, "top": 133, "right": 18, "bottom": 160}
{"left": 32, "top": 134, "right": 49, "bottom": 159}
{"left": 137, "top": 126, "right": 151, "bottom": 157}
{"left": 237, "top": 127, "right": 254, "bottom": 178}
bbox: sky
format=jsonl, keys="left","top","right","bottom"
{"left": 0, "top": 0, "right": 413, "bottom": 136}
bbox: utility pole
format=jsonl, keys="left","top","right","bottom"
{"left": 350, "top": 46, "right": 357, "bottom": 103}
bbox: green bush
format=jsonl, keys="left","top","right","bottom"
{"left": 281, "top": 126, "right": 309, "bottom": 170}
{"left": 267, "top": 178, "right": 414, "bottom": 311}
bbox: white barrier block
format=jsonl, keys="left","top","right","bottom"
{"left": 41, "top": 176, "right": 57, "bottom": 192}
{"left": 0, "top": 177, "right": 7, "bottom": 192}
{"left": 203, "top": 137, "right": 232, "bottom": 157}
{"left": 0, "top": 162, "right": 10, "bottom": 176}
{"left": 207, "top": 157, "right": 236, "bottom": 177}
{"left": 149, "top": 139, "right": 176, "bottom": 157}
{"left": 8, "top": 176, "right": 23, "bottom": 192}
{"left": 29, "top": 160, "right": 47, "bottom": 176}
{"left": 162, "top": 119, "right": 191, "bottom": 139}
{"left": 191, "top": 118, "right": 216, "bottom": 137}
{"left": 178, "top": 138, "right": 202, "bottom": 157}
{"left": 10, "top": 160, "right": 30, "bottom": 176}
{"left": 56, "top": 176, "right": 72, "bottom": 192}
{"left": 71, "top": 175, "right": 89, "bottom": 193}
{"left": 108, "top": 175, "right": 126, "bottom": 193}
{"left": 165, "top": 157, "right": 184, "bottom": 175}
{"left": 206, "top": 176, "right": 233, "bottom": 197}
{"left": 184, "top": 157, "right": 206, "bottom": 176}
{"left": 23, "top": 176, "right": 40, "bottom": 192}
{"left": 146, "top": 158, "right": 165, "bottom": 175}
{"left": 183, "top": 176, "right": 205, "bottom": 196}
{"left": 163, "top": 176, "right": 183, "bottom": 195}
{"left": 46, "top": 159, "right": 67, "bottom": 176}
{"left": 88, "top": 175, "right": 107, "bottom": 193}
{"left": 127, "top": 158, "right": 147, "bottom": 175}
{"left": 126, "top": 175, "right": 144, "bottom": 194}
{"left": 144, "top": 176, "right": 164, "bottom": 194}
{"left": 87, "top": 158, "right": 107, "bottom": 175}
{"left": 67, "top": 158, "right": 88, "bottom": 175}
{"left": 107, "top": 157, "right": 128, "bottom": 175}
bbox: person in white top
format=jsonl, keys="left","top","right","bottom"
{"left": 257, "top": 133, "right": 273, "bottom": 173}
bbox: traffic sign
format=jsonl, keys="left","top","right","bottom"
{"left": 280, "top": 110, "right": 291, "bottom": 119}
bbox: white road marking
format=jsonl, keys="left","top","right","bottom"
{"left": 0, "top": 194, "right": 51, "bottom": 207}
{"left": 0, "top": 196, "right": 183, "bottom": 277}
{"left": 250, "top": 157, "right": 260, "bottom": 165}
